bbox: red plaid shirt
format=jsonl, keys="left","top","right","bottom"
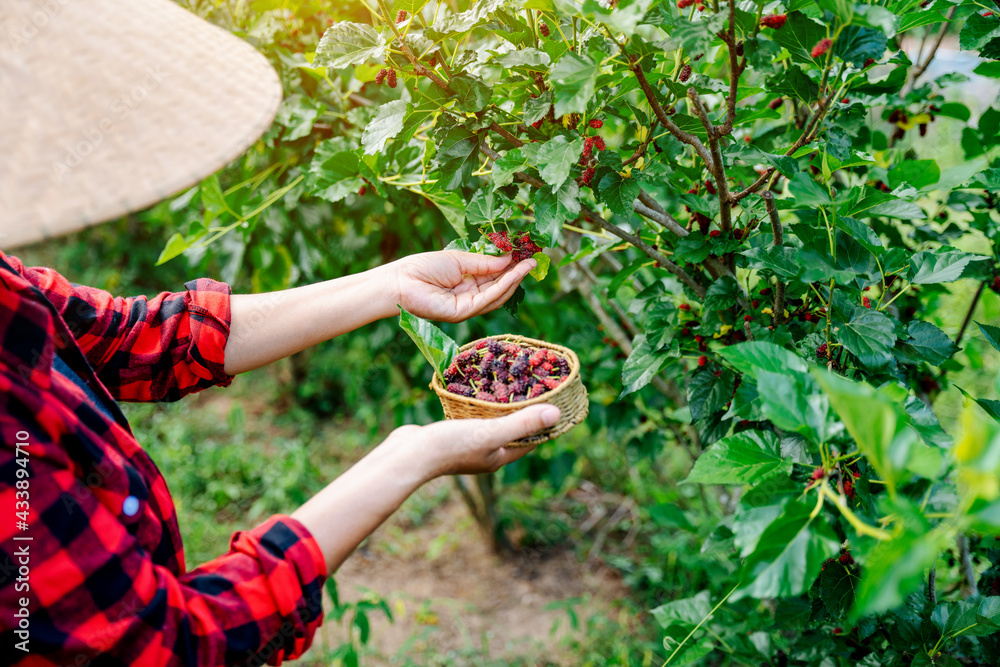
{"left": 0, "top": 251, "right": 327, "bottom": 666}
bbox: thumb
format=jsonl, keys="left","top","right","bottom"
{"left": 490, "top": 404, "right": 561, "bottom": 444}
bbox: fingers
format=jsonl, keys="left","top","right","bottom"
{"left": 487, "top": 404, "right": 561, "bottom": 445}
{"left": 449, "top": 250, "right": 513, "bottom": 275}
{"left": 469, "top": 259, "right": 535, "bottom": 313}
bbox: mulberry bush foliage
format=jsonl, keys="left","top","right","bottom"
{"left": 159, "top": 0, "right": 1000, "bottom": 663}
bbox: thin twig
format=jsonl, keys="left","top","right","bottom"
{"left": 623, "top": 121, "right": 659, "bottom": 166}
{"left": 763, "top": 191, "right": 786, "bottom": 325}
{"left": 957, "top": 534, "right": 979, "bottom": 598}
{"left": 955, "top": 281, "right": 986, "bottom": 347}
{"left": 910, "top": 7, "right": 957, "bottom": 85}
{"left": 688, "top": 89, "right": 732, "bottom": 233}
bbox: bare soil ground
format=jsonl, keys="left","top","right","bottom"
{"left": 324, "top": 481, "right": 630, "bottom": 665}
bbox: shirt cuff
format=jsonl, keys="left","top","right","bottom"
{"left": 229, "top": 515, "right": 328, "bottom": 665}
{"left": 182, "top": 278, "right": 235, "bottom": 389}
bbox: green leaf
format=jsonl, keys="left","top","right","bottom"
{"left": 834, "top": 308, "right": 897, "bottom": 369}
{"left": 464, "top": 190, "right": 509, "bottom": 228}
{"left": 596, "top": 170, "right": 640, "bottom": 218}
{"left": 974, "top": 61, "right": 1000, "bottom": 78}
{"left": 734, "top": 499, "right": 841, "bottom": 600}
{"left": 315, "top": 23, "right": 387, "bottom": 69}
{"left": 895, "top": 320, "right": 957, "bottom": 366}
{"left": 720, "top": 341, "right": 809, "bottom": 377}
{"left": 533, "top": 180, "right": 581, "bottom": 247}
{"left": 769, "top": 12, "right": 829, "bottom": 65}
{"left": 741, "top": 246, "right": 801, "bottom": 279}
{"left": 897, "top": 10, "right": 947, "bottom": 33}
{"left": 834, "top": 216, "right": 883, "bottom": 255}
{"left": 888, "top": 159, "right": 940, "bottom": 190}
{"left": 621, "top": 335, "right": 678, "bottom": 397}
{"left": 523, "top": 91, "right": 553, "bottom": 124}
{"left": 814, "top": 371, "right": 916, "bottom": 495}
{"left": 361, "top": 100, "right": 408, "bottom": 155}
{"left": 688, "top": 369, "right": 736, "bottom": 421}
{"left": 529, "top": 252, "right": 551, "bottom": 281}
{"left": 788, "top": 173, "right": 832, "bottom": 207}
{"left": 426, "top": 0, "right": 504, "bottom": 39}
{"left": 852, "top": 529, "right": 943, "bottom": 618}
{"left": 156, "top": 233, "right": 191, "bottom": 265}
{"left": 397, "top": 307, "right": 459, "bottom": 381}
{"left": 549, "top": 52, "right": 599, "bottom": 117}
{"left": 702, "top": 276, "right": 741, "bottom": 313}
{"left": 933, "top": 596, "right": 1000, "bottom": 639}
{"left": 537, "top": 136, "right": 585, "bottom": 191}
{"left": 756, "top": 370, "right": 829, "bottom": 443}
{"left": 450, "top": 73, "right": 492, "bottom": 112}
{"left": 495, "top": 48, "right": 551, "bottom": 68}
{"left": 765, "top": 65, "right": 819, "bottom": 103}
{"left": 835, "top": 25, "right": 888, "bottom": 68}
{"left": 420, "top": 182, "right": 467, "bottom": 237}
{"left": 978, "top": 321, "right": 1000, "bottom": 354}
{"left": 959, "top": 12, "right": 1000, "bottom": 51}
{"left": 908, "top": 248, "right": 978, "bottom": 284}
{"left": 491, "top": 148, "right": 530, "bottom": 191}
{"left": 685, "top": 431, "right": 791, "bottom": 485}
{"left": 432, "top": 126, "right": 480, "bottom": 190}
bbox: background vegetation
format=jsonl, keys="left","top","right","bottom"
{"left": 18, "top": 0, "right": 1000, "bottom": 664}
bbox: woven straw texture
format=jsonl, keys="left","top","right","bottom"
{"left": 430, "top": 335, "right": 589, "bottom": 448}
{"left": 0, "top": 0, "right": 282, "bottom": 248}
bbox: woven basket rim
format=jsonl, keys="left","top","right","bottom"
{"left": 429, "top": 334, "right": 581, "bottom": 409}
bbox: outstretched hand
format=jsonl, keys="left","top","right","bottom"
{"left": 390, "top": 250, "right": 536, "bottom": 323}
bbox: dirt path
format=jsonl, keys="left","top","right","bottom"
{"left": 322, "top": 480, "right": 630, "bottom": 665}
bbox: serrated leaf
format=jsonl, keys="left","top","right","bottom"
{"left": 720, "top": 341, "right": 809, "bottom": 377}
{"left": 908, "top": 248, "right": 977, "bottom": 284}
{"left": 495, "top": 48, "right": 551, "bottom": 68}
{"left": 596, "top": 170, "right": 640, "bottom": 217}
{"left": 450, "top": 73, "right": 492, "bottom": 112}
{"left": 834, "top": 308, "right": 896, "bottom": 369}
{"left": 316, "top": 23, "right": 387, "bottom": 69}
{"left": 741, "top": 246, "right": 800, "bottom": 279}
{"left": 491, "top": 148, "right": 529, "bottom": 191}
{"left": 685, "top": 431, "right": 790, "bottom": 485}
{"left": 702, "top": 276, "right": 741, "bottom": 313}
{"left": 432, "top": 126, "right": 480, "bottom": 190}
{"left": 688, "top": 369, "right": 736, "bottom": 421}
{"left": 887, "top": 159, "right": 940, "bottom": 190}
{"left": 464, "top": 190, "right": 509, "bottom": 227}
{"left": 756, "top": 370, "right": 830, "bottom": 443}
{"left": 157, "top": 233, "right": 191, "bottom": 265}
{"left": 398, "top": 307, "right": 459, "bottom": 381}
{"left": 523, "top": 91, "right": 553, "bottom": 124}
{"left": 769, "top": 12, "right": 830, "bottom": 64}
{"left": 835, "top": 25, "right": 888, "bottom": 67}
{"left": 420, "top": 182, "right": 467, "bottom": 237}
{"left": 533, "top": 180, "right": 580, "bottom": 247}
{"left": 537, "top": 136, "right": 585, "bottom": 190}
{"left": 960, "top": 12, "right": 1000, "bottom": 51}
{"left": 734, "top": 499, "right": 841, "bottom": 600}
{"left": 361, "top": 100, "right": 408, "bottom": 155}
{"left": 834, "top": 216, "right": 883, "bottom": 255}
{"left": 765, "top": 65, "right": 819, "bottom": 103}
{"left": 977, "top": 321, "right": 1000, "bottom": 353}
{"left": 529, "top": 252, "right": 551, "bottom": 281}
{"left": 895, "top": 320, "right": 957, "bottom": 366}
{"left": 549, "top": 52, "right": 599, "bottom": 117}
{"left": 852, "top": 528, "right": 944, "bottom": 618}
{"left": 621, "top": 335, "right": 678, "bottom": 397}
{"left": 426, "top": 0, "right": 504, "bottom": 39}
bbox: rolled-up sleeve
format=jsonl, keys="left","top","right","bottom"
{"left": 4, "top": 254, "right": 235, "bottom": 401}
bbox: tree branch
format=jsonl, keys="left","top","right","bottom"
{"left": 688, "top": 89, "right": 732, "bottom": 233}
{"left": 624, "top": 121, "right": 658, "bottom": 166}
{"left": 910, "top": 7, "right": 957, "bottom": 85}
{"left": 714, "top": 0, "right": 741, "bottom": 137}
{"left": 763, "top": 191, "right": 786, "bottom": 325}
{"left": 955, "top": 281, "right": 986, "bottom": 348}
{"left": 957, "top": 533, "right": 979, "bottom": 598}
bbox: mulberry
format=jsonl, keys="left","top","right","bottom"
{"left": 374, "top": 68, "right": 389, "bottom": 84}
{"left": 593, "top": 136, "right": 606, "bottom": 151}
{"left": 767, "top": 97, "right": 783, "bottom": 110}
{"left": 447, "top": 382, "right": 474, "bottom": 397}
{"left": 529, "top": 383, "right": 546, "bottom": 399}
{"left": 811, "top": 38, "right": 832, "bottom": 58}
{"left": 760, "top": 14, "right": 787, "bottom": 29}
{"left": 677, "top": 0, "right": 695, "bottom": 7}
{"left": 698, "top": 355, "right": 707, "bottom": 367}
{"left": 387, "top": 69, "right": 398, "bottom": 88}
{"left": 589, "top": 119, "right": 603, "bottom": 129}
{"left": 486, "top": 230, "right": 514, "bottom": 252}
{"left": 862, "top": 296, "right": 872, "bottom": 308}
{"left": 476, "top": 391, "right": 497, "bottom": 403}
{"left": 679, "top": 64, "right": 692, "bottom": 82}
{"left": 543, "top": 377, "right": 563, "bottom": 390}
{"left": 581, "top": 167, "right": 596, "bottom": 186}
{"left": 539, "top": 22, "right": 550, "bottom": 37}
{"left": 396, "top": 9, "right": 407, "bottom": 22}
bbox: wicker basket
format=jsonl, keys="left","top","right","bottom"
{"left": 430, "top": 334, "right": 589, "bottom": 448}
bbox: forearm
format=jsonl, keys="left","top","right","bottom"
{"left": 224, "top": 264, "right": 398, "bottom": 374}
{"left": 291, "top": 434, "right": 429, "bottom": 574}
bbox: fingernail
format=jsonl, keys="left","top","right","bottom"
{"left": 526, "top": 259, "right": 537, "bottom": 270}
{"left": 540, "top": 406, "right": 561, "bottom": 427}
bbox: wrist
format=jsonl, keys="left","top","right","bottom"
{"left": 379, "top": 426, "right": 439, "bottom": 486}
{"left": 366, "top": 262, "right": 403, "bottom": 320}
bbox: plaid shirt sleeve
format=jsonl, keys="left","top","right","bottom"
{"left": 2, "top": 254, "right": 234, "bottom": 402}
{"left": 0, "top": 409, "right": 329, "bottom": 666}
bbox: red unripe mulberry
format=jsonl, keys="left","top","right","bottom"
{"left": 811, "top": 467, "right": 825, "bottom": 481}
{"left": 375, "top": 68, "right": 388, "bottom": 84}
{"left": 387, "top": 69, "right": 398, "bottom": 88}
{"left": 767, "top": 97, "right": 783, "bottom": 110}
{"left": 679, "top": 64, "right": 692, "bottom": 82}
{"left": 589, "top": 119, "right": 603, "bottom": 129}
{"left": 677, "top": 0, "right": 695, "bottom": 7}
{"left": 539, "top": 22, "right": 550, "bottom": 37}
{"left": 358, "top": 185, "right": 367, "bottom": 196}
{"left": 760, "top": 14, "right": 787, "bottom": 29}
{"left": 862, "top": 296, "right": 872, "bottom": 308}
{"left": 863, "top": 58, "right": 875, "bottom": 68}
{"left": 697, "top": 355, "right": 707, "bottom": 367}
{"left": 581, "top": 167, "right": 596, "bottom": 186}
{"left": 679, "top": 303, "right": 691, "bottom": 311}
{"left": 704, "top": 180, "right": 716, "bottom": 195}
{"left": 709, "top": 229, "right": 721, "bottom": 238}
{"left": 396, "top": 10, "right": 407, "bottom": 23}
{"left": 811, "top": 38, "right": 833, "bottom": 58}
{"left": 744, "top": 315, "right": 752, "bottom": 322}
{"left": 593, "top": 136, "right": 606, "bottom": 151}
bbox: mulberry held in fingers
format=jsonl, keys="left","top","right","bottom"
{"left": 760, "top": 14, "right": 787, "bottom": 29}
{"left": 387, "top": 69, "right": 398, "bottom": 88}
{"left": 539, "top": 22, "right": 550, "bottom": 37}
{"left": 396, "top": 10, "right": 407, "bottom": 22}
{"left": 486, "top": 230, "right": 514, "bottom": 252}
{"left": 679, "top": 64, "right": 692, "bottom": 82}
{"left": 811, "top": 38, "right": 832, "bottom": 58}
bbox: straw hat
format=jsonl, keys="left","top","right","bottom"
{"left": 0, "top": 0, "right": 283, "bottom": 248}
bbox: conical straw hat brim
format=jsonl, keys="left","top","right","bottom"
{"left": 0, "top": 0, "right": 283, "bottom": 248}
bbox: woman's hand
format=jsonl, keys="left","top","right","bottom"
{"left": 389, "top": 404, "right": 562, "bottom": 479}
{"left": 389, "top": 250, "right": 536, "bottom": 323}
{"left": 291, "top": 404, "right": 560, "bottom": 575}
